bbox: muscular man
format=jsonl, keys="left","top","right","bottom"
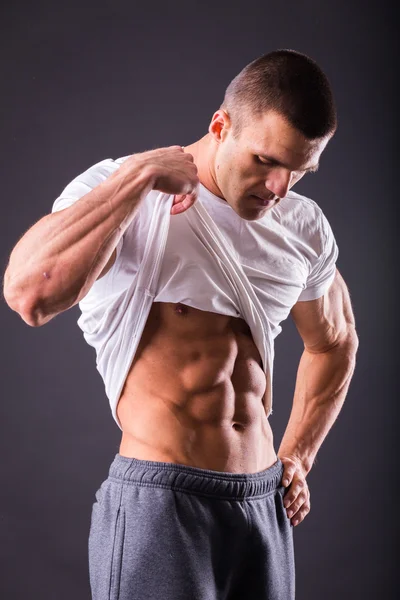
{"left": 4, "top": 50, "right": 358, "bottom": 599}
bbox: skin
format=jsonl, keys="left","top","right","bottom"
{"left": 117, "top": 109, "right": 357, "bottom": 528}
{"left": 181, "top": 108, "right": 329, "bottom": 220}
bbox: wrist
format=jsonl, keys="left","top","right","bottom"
{"left": 139, "top": 162, "right": 158, "bottom": 191}
{"left": 109, "top": 157, "right": 156, "bottom": 198}
{"left": 278, "top": 450, "right": 312, "bottom": 477}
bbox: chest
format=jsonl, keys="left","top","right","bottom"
{"left": 154, "top": 206, "right": 308, "bottom": 325}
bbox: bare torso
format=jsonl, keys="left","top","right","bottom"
{"left": 117, "top": 301, "right": 277, "bottom": 474}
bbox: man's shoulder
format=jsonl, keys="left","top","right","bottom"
{"left": 270, "top": 189, "right": 333, "bottom": 254}
{"left": 277, "top": 189, "right": 322, "bottom": 218}
{"left": 275, "top": 189, "right": 327, "bottom": 231}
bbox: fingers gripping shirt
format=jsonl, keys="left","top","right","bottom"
{"left": 51, "top": 156, "right": 339, "bottom": 430}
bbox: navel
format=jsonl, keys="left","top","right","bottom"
{"left": 232, "top": 423, "right": 245, "bottom": 432}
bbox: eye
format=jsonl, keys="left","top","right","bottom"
{"left": 255, "top": 156, "right": 273, "bottom": 166}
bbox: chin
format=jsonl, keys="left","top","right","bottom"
{"left": 242, "top": 213, "right": 266, "bottom": 222}
{"left": 235, "top": 203, "right": 270, "bottom": 221}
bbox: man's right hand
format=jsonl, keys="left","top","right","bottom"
{"left": 119, "top": 145, "right": 200, "bottom": 215}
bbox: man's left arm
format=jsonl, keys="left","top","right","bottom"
{"left": 278, "top": 267, "right": 359, "bottom": 526}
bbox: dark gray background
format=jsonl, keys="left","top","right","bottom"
{"left": 1, "top": 1, "right": 397, "bottom": 598}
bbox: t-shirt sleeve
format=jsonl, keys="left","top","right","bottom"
{"left": 51, "top": 157, "right": 129, "bottom": 264}
{"left": 297, "top": 210, "right": 339, "bottom": 301}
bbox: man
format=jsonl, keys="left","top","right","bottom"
{"left": 3, "top": 49, "right": 358, "bottom": 599}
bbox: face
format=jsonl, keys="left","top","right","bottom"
{"left": 209, "top": 109, "right": 332, "bottom": 221}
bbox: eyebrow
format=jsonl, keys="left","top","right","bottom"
{"left": 258, "top": 154, "right": 320, "bottom": 173}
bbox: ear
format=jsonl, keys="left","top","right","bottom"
{"left": 208, "top": 109, "right": 232, "bottom": 143}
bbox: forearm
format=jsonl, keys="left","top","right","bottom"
{"left": 278, "top": 330, "right": 359, "bottom": 475}
{"left": 3, "top": 161, "right": 153, "bottom": 324}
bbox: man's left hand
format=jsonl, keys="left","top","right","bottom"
{"left": 278, "top": 455, "right": 311, "bottom": 527}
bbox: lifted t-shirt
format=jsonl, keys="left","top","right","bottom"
{"left": 52, "top": 155, "right": 339, "bottom": 430}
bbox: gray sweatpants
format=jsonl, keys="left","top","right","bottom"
{"left": 88, "top": 453, "right": 295, "bottom": 600}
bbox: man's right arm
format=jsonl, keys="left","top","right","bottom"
{"left": 3, "top": 145, "right": 199, "bottom": 327}
{"left": 3, "top": 160, "right": 154, "bottom": 327}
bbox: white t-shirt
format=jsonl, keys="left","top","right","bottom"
{"left": 52, "top": 155, "right": 339, "bottom": 429}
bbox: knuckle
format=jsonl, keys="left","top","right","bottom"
{"left": 290, "top": 494, "right": 306, "bottom": 511}
{"left": 291, "top": 500, "right": 300, "bottom": 512}
{"left": 297, "top": 478, "right": 306, "bottom": 490}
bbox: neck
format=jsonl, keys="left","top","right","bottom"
{"left": 184, "top": 134, "right": 225, "bottom": 200}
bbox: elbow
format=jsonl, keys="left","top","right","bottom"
{"left": 21, "top": 304, "right": 49, "bottom": 327}
{"left": 335, "top": 323, "right": 359, "bottom": 351}
{"left": 346, "top": 325, "right": 359, "bottom": 354}
{"left": 20, "top": 298, "right": 55, "bottom": 327}
{"left": 21, "top": 304, "right": 53, "bottom": 328}
{"left": 337, "top": 327, "right": 359, "bottom": 364}
{"left": 3, "top": 285, "right": 50, "bottom": 327}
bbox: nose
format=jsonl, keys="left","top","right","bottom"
{"left": 265, "top": 168, "right": 292, "bottom": 199}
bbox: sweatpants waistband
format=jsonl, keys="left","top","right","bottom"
{"left": 107, "top": 453, "right": 284, "bottom": 500}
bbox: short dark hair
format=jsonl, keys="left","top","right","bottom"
{"left": 220, "top": 49, "right": 337, "bottom": 139}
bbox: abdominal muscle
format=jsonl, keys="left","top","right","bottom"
{"left": 117, "top": 302, "right": 278, "bottom": 474}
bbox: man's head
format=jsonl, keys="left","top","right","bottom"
{"left": 206, "top": 49, "right": 336, "bottom": 220}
